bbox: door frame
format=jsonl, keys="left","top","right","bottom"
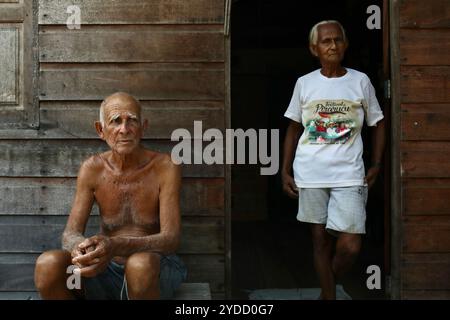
{"left": 388, "top": 0, "right": 402, "bottom": 300}
{"left": 225, "top": 0, "right": 396, "bottom": 299}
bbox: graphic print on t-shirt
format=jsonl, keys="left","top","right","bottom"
{"left": 302, "top": 99, "right": 363, "bottom": 145}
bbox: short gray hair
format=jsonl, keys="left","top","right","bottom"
{"left": 99, "top": 92, "right": 142, "bottom": 127}
{"left": 99, "top": 100, "right": 106, "bottom": 127}
{"left": 309, "top": 20, "right": 347, "bottom": 46}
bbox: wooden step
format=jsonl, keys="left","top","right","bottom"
{"left": 174, "top": 283, "right": 211, "bottom": 300}
{"left": 0, "top": 283, "right": 211, "bottom": 300}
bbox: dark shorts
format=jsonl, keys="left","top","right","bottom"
{"left": 82, "top": 254, "right": 187, "bottom": 300}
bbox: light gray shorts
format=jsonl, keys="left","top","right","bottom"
{"left": 297, "top": 186, "right": 368, "bottom": 236}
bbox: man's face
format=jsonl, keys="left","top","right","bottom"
{"left": 311, "top": 23, "right": 348, "bottom": 65}
{"left": 97, "top": 95, "right": 146, "bottom": 155}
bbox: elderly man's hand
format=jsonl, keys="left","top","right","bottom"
{"left": 71, "top": 239, "right": 96, "bottom": 264}
{"left": 282, "top": 174, "right": 299, "bottom": 199}
{"left": 72, "top": 235, "right": 114, "bottom": 278}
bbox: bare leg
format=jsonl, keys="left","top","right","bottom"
{"left": 310, "top": 224, "right": 335, "bottom": 300}
{"left": 332, "top": 233, "right": 361, "bottom": 280}
{"left": 125, "top": 252, "right": 160, "bottom": 300}
{"left": 34, "top": 250, "right": 79, "bottom": 300}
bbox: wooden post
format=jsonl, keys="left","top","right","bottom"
{"left": 389, "top": 0, "right": 402, "bottom": 300}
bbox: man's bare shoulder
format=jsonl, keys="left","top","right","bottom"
{"left": 78, "top": 153, "right": 107, "bottom": 177}
{"left": 144, "top": 150, "right": 180, "bottom": 175}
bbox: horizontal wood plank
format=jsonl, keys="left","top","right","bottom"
{"left": 40, "top": 26, "right": 224, "bottom": 63}
{"left": 403, "top": 178, "right": 450, "bottom": 215}
{"left": 0, "top": 292, "right": 40, "bottom": 300}
{"left": 0, "top": 288, "right": 216, "bottom": 300}
{"left": 173, "top": 283, "right": 211, "bottom": 300}
{"left": 0, "top": 216, "right": 224, "bottom": 254}
{"left": 402, "top": 290, "right": 450, "bottom": 300}
{"left": 0, "top": 177, "right": 224, "bottom": 216}
{"left": 401, "top": 142, "right": 450, "bottom": 178}
{"left": 39, "top": 63, "right": 225, "bottom": 101}
{"left": 0, "top": 253, "right": 224, "bottom": 293}
{"left": 40, "top": 102, "right": 224, "bottom": 139}
{"left": 0, "top": 177, "right": 79, "bottom": 215}
{"left": 0, "top": 100, "right": 224, "bottom": 139}
{"left": 402, "top": 216, "right": 450, "bottom": 253}
{"left": 0, "top": 140, "right": 224, "bottom": 178}
{"left": 400, "top": 66, "right": 450, "bottom": 103}
{"left": 181, "top": 179, "right": 225, "bottom": 217}
{"left": 400, "top": 29, "right": 450, "bottom": 65}
{"left": 402, "top": 253, "right": 450, "bottom": 290}
{"left": 400, "top": 0, "right": 450, "bottom": 28}
{"left": 39, "top": 0, "right": 224, "bottom": 25}
{"left": 0, "top": 5, "right": 24, "bottom": 22}
{"left": 401, "top": 104, "right": 450, "bottom": 140}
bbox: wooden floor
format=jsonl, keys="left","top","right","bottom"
{"left": 231, "top": 220, "right": 386, "bottom": 300}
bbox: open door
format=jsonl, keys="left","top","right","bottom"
{"left": 231, "top": 0, "right": 388, "bottom": 299}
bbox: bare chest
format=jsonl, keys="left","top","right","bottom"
{"left": 94, "top": 172, "right": 160, "bottom": 232}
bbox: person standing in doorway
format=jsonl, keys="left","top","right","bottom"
{"left": 282, "top": 20, "right": 385, "bottom": 299}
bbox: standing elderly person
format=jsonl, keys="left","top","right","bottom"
{"left": 282, "top": 21, "right": 385, "bottom": 299}
{"left": 34, "top": 92, "right": 187, "bottom": 300}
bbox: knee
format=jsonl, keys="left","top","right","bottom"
{"left": 336, "top": 241, "right": 361, "bottom": 258}
{"left": 126, "top": 252, "right": 160, "bottom": 284}
{"left": 34, "top": 250, "right": 69, "bottom": 290}
{"left": 311, "top": 231, "right": 332, "bottom": 253}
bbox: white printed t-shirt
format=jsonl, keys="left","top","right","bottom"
{"left": 284, "top": 68, "right": 384, "bottom": 188}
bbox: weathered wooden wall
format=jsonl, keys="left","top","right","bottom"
{"left": 396, "top": 0, "right": 450, "bottom": 299}
{"left": 0, "top": 0, "right": 227, "bottom": 299}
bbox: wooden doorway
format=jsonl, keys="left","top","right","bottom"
{"left": 230, "top": 0, "right": 389, "bottom": 299}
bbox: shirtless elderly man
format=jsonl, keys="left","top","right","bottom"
{"left": 34, "top": 92, "right": 187, "bottom": 300}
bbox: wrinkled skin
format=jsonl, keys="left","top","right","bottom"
{"left": 282, "top": 23, "right": 385, "bottom": 299}
{"left": 34, "top": 93, "right": 181, "bottom": 300}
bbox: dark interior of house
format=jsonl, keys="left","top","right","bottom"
{"left": 230, "top": 0, "right": 387, "bottom": 299}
